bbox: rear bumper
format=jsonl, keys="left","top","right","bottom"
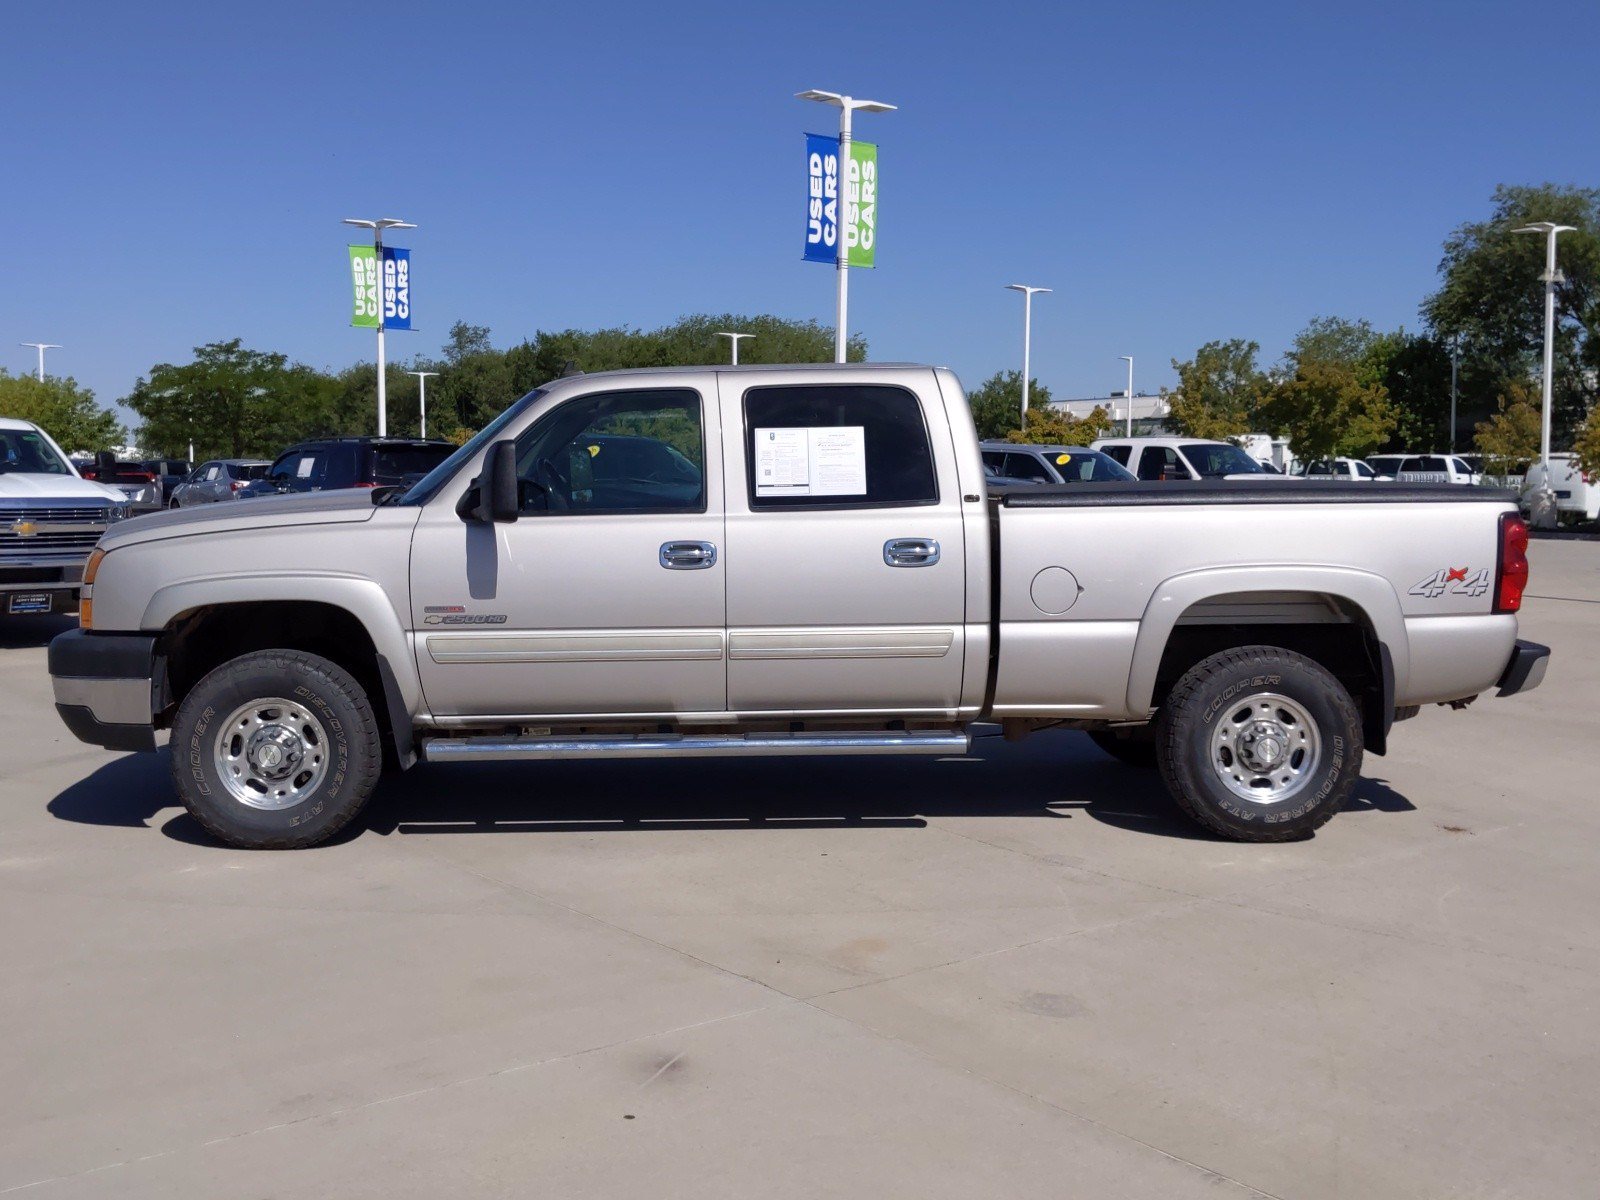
{"left": 48, "top": 629, "right": 159, "bottom": 752}
{"left": 1496, "top": 639, "right": 1550, "bottom": 698}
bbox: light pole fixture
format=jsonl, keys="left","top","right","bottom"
{"left": 1119, "top": 356, "right": 1134, "bottom": 436}
{"left": 20, "top": 343, "right": 61, "bottom": 382}
{"left": 796, "top": 89, "right": 896, "bottom": 363}
{"left": 408, "top": 371, "right": 439, "bottom": 439}
{"left": 1004, "top": 285, "right": 1050, "bottom": 431}
{"left": 715, "top": 331, "right": 754, "bottom": 365}
{"left": 1512, "top": 221, "right": 1575, "bottom": 527}
{"left": 343, "top": 217, "right": 417, "bottom": 437}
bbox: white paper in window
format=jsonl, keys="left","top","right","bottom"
{"left": 753, "top": 426, "right": 867, "bottom": 497}
{"left": 296, "top": 457, "right": 316, "bottom": 478}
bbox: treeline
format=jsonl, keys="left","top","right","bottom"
{"left": 121, "top": 315, "right": 863, "bottom": 461}
{"left": 1160, "top": 184, "right": 1600, "bottom": 469}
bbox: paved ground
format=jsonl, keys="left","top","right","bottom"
{"left": 2, "top": 540, "right": 1595, "bottom": 1199}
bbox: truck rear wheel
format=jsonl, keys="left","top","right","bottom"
{"left": 1156, "top": 646, "right": 1362, "bottom": 842}
{"left": 170, "top": 650, "right": 381, "bottom": 849}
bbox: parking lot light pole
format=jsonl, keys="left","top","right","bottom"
{"left": 1513, "top": 221, "right": 1575, "bottom": 528}
{"left": 1449, "top": 336, "right": 1459, "bottom": 451}
{"left": 1004, "top": 285, "right": 1050, "bottom": 432}
{"left": 343, "top": 217, "right": 416, "bottom": 437}
{"left": 796, "top": 89, "right": 896, "bottom": 363}
{"left": 20, "top": 343, "right": 61, "bottom": 382}
{"left": 1119, "top": 356, "right": 1134, "bottom": 436}
{"left": 715, "top": 332, "right": 754, "bottom": 365}
{"left": 407, "top": 371, "right": 438, "bottom": 438}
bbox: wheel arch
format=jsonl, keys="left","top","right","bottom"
{"left": 1126, "top": 566, "right": 1407, "bottom": 754}
{"left": 148, "top": 577, "right": 419, "bottom": 767}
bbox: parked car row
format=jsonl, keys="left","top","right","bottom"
{"left": 168, "top": 437, "right": 455, "bottom": 507}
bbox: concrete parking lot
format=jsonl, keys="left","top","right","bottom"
{"left": 1, "top": 539, "right": 1595, "bottom": 1198}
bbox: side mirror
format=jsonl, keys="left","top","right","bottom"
{"left": 470, "top": 439, "right": 520, "bottom": 523}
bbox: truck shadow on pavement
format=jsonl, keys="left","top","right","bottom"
{"left": 47, "top": 732, "right": 1415, "bottom": 847}
{"left": 0, "top": 614, "right": 75, "bottom": 649}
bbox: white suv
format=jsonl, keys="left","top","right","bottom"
{"left": 1366, "top": 454, "right": 1480, "bottom": 486}
{"left": 1091, "top": 437, "right": 1290, "bottom": 481}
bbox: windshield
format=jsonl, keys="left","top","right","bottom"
{"left": 0, "top": 428, "right": 72, "bottom": 475}
{"left": 1048, "top": 449, "right": 1136, "bottom": 482}
{"left": 1181, "top": 443, "right": 1268, "bottom": 477}
{"left": 397, "top": 389, "right": 547, "bottom": 506}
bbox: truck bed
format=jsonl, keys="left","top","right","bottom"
{"left": 993, "top": 480, "right": 1519, "bottom": 507}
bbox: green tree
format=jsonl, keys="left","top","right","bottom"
{"left": 1422, "top": 184, "right": 1600, "bottom": 444}
{"left": 1574, "top": 409, "right": 1600, "bottom": 483}
{"left": 964, "top": 370, "right": 1050, "bottom": 439}
{"left": 0, "top": 371, "right": 122, "bottom": 453}
{"left": 1167, "top": 339, "right": 1268, "bottom": 441}
{"left": 1003, "top": 404, "right": 1112, "bottom": 447}
{"left": 1259, "top": 358, "right": 1396, "bottom": 461}
{"left": 1472, "top": 382, "right": 1542, "bottom": 477}
{"left": 124, "top": 340, "right": 340, "bottom": 459}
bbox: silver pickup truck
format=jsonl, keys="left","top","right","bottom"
{"left": 48, "top": 364, "right": 1549, "bottom": 848}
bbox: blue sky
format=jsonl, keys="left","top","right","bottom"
{"left": 3, "top": 0, "right": 1597, "bottom": 422}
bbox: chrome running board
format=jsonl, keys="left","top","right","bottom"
{"left": 420, "top": 730, "right": 970, "bottom": 762}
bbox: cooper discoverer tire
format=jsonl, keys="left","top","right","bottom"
{"left": 170, "top": 649, "right": 382, "bottom": 849}
{"left": 1155, "top": 645, "right": 1362, "bottom": 842}
{"left": 1087, "top": 729, "right": 1158, "bottom": 768}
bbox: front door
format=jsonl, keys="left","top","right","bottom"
{"left": 410, "top": 381, "right": 726, "bottom": 720}
{"left": 719, "top": 376, "right": 968, "bottom": 717}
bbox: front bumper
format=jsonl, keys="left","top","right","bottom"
{"left": 48, "top": 629, "right": 160, "bottom": 752}
{"left": 1496, "top": 639, "right": 1551, "bottom": 698}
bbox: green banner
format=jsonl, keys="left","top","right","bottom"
{"left": 846, "top": 140, "right": 877, "bottom": 268}
{"left": 348, "top": 245, "right": 379, "bottom": 328}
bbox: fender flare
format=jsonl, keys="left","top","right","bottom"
{"left": 1124, "top": 565, "right": 1409, "bottom": 716}
{"left": 142, "top": 572, "right": 420, "bottom": 762}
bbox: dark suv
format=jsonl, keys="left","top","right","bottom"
{"left": 240, "top": 437, "right": 455, "bottom": 499}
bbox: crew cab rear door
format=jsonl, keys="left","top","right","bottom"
{"left": 718, "top": 373, "right": 967, "bottom": 717}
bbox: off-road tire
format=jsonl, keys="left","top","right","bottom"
{"left": 170, "top": 650, "right": 381, "bottom": 849}
{"left": 1156, "top": 645, "right": 1362, "bottom": 842}
{"left": 1087, "top": 729, "right": 1158, "bottom": 768}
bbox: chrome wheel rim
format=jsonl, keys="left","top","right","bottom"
{"left": 1209, "top": 692, "right": 1321, "bottom": 805}
{"left": 214, "top": 697, "right": 329, "bottom": 810}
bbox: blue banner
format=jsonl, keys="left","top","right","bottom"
{"left": 381, "top": 246, "right": 412, "bottom": 330}
{"left": 804, "top": 134, "right": 840, "bottom": 264}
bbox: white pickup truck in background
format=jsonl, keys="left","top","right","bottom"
{"left": 48, "top": 364, "right": 1549, "bottom": 849}
{"left": 1, "top": 417, "right": 132, "bottom": 617}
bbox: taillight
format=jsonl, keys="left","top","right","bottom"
{"left": 230, "top": 480, "right": 248, "bottom": 491}
{"left": 1495, "top": 512, "right": 1529, "bottom": 613}
{"left": 353, "top": 481, "right": 379, "bottom": 488}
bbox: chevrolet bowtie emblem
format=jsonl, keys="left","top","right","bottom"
{"left": 9, "top": 521, "right": 39, "bottom": 537}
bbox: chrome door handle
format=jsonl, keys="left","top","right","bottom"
{"left": 883, "top": 538, "right": 940, "bottom": 567}
{"left": 660, "top": 540, "right": 717, "bottom": 570}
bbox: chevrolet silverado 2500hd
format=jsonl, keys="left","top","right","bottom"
{"left": 47, "top": 364, "right": 1549, "bottom": 847}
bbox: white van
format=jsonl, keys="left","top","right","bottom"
{"left": 1522, "top": 454, "right": 1599, "bottom": 523}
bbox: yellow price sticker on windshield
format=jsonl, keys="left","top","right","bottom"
{"left": 1055, "top": 453, "right": 1072, "bottom": 465}
{"left": 587, "top": 444, "right": 601, "bottom": 457}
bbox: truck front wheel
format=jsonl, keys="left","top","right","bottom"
{"left": 1156, "top": 646, "right": 1362, "bottom": 842}
{"left": 170, "top": 650, "right": 382, "bottom": 849}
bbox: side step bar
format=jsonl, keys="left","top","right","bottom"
{"left": 420, "top": 730, "right": 971, "bottom": 763}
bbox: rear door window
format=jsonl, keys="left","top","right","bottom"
{"left": 1100, "top": 444, "right": 1131, "bottom": 466}
{"left": 372, "top": 444, "right": 454, "bottom": 484}
{"left": 1002, "top": 452, "right": 1054, "bottom": 482}
{"left": 743, "top": 384, "right": 937, "bottom": 508}
{"left": 1135, "top": 447, "right": 1179, "bottom": 481}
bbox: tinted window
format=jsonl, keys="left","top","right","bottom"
{"left": 1355, "top": 461, "right": 1376, "bottom": 478}
{"left": 1304, "top": 461, "right": 1332, "bottom": 476}
{"left": 743, "top": 384, "right": 937, "bottom": 508}
{"left": 1002, "top": 452, "right": 1054, "bottom": 482}
{"left": 1399, "top": 457, "right": 1425, "bottom": 472}
{"left": 514, "top": 388, "right": 704, "bottom": 515}
{"left": 1451, "top": 458, "right": 1473, "bottom": 475}
{"left": 228, "top": 463, "right": 269, "bottom": 480}
{"left": 1039, "top": 449, "right": 1134, "bottom": 482}
{"left": 1182, "top": 443, "right": 1266, "bottom": 477}
{"left": 1420, "top": 456, "right": 1449, "bottom": 472}
{"left": 1100, "top": 444, "right": 1132, "bottom": 466}
{"left": 372, "top": 444, "right": 454, "bottom": 483}
{"left": 1136, "top": 447, "right": 1180, "bottom": 481}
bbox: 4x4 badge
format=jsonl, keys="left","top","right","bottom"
{"left": 1409, "top": 567, "right": 1490, "bottom": 599}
